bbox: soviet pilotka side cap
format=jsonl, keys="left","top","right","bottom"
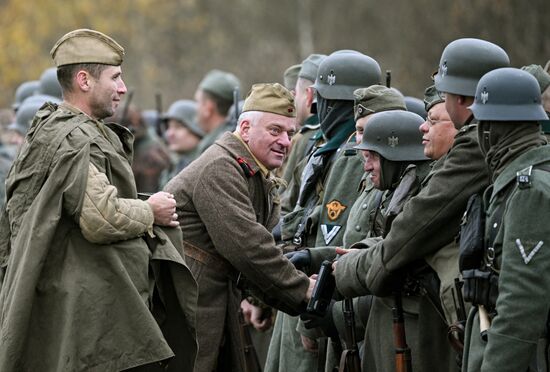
{"left": 199, "top": 69, "right": 241, "bottom": 101}
{"left": 353, "top": 85, "right": 406, "bottom": 121}
{"left": 242, "top": 83, "right": 296, "bottom": 118}
{"left": 50, "top": 29, "right": 124, "bottom": 67}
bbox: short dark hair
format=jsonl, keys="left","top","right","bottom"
{"left": 57, "top": 63, "right": 109, "bottom": 93}
{"left": 203, "top": 90, "right": 233, "bottom": 116}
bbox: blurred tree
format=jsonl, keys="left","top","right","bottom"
{"left": 0, "top": 0, "right": 548, "bottom": 109}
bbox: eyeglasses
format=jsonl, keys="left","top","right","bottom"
{"left": 426, "top": 115, "right": 447, "bottom": 127}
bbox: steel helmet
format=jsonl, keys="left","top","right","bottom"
{"left": 469, "top": 67, "right": 549, "bottom": 122}
{"left": 354, "top": 110, "right": 428, "bottom": 161}
{"left": 313, "top": 50, "right": 381, "bottom": 100}
{"left": 434, "top": 38, "right": 510, "bottom": 96}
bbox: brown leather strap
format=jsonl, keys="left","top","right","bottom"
{"left": 182, "top": 240, "right": 232, "bottom": 274}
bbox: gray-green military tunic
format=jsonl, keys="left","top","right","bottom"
{"left": 196, "top": 119, "right": 233, "bottom": 154}
{"left": 266, "top": 119, "right": 356, "bottom": 372}
{"left": 280, "top": 116, "right": 320, "bottom": 214}
{"left": 335, "top": 121, "right": 491, "bottom": 371}
{"left": 336, "top": 162, "right": 457, "bottom": 372}
{"left": 462, "top": 145, "right": 550, "bottom": 372}
{"left": 315, "top": 141, "right": 364, "bottom": 247}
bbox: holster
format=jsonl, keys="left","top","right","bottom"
{"left": 462, "top": 269, "right": 499, "bottom": 310}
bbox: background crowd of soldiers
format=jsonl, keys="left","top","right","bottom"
{"left": 2, "top": 34, "right": 550, "bottom": 372}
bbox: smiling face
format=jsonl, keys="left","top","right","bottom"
{"left": 419, "top": 102, "right": 457, "bottom": 160}
{"left": 362, "top": 149, "right": 382, "bottom": 189}
{"left": 238, "top": 111, "right": 296, "bottom": 170}
{"left": 88, "top": 65, "right": 127, "bottom": 120}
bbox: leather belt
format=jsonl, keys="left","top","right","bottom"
{"left": 183, "top": 240, "right": 233, "bottom": 275}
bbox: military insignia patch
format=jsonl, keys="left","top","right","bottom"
{"left": 327, "top": 71, "right": 336, "bottom": 86}
{"left": 481, "top": 88, "right": 489, "bottom": 104}
{"left": 515, "top": 239, "right": 544, "bottom": 264}
{"left": 388, "top": 136, "right": 399, "bottom": 147}
{"left": 321, "top": 224, "right": 341, "bottom": 245}
{"left": 326, "top": 200, "right": 347, "bottom": 221}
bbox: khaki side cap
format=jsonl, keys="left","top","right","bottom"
{"left": 50, "top": 29, "right": 124, "bottom": 67}
{"left": 242, "top": 83, "right": 296, "bottom": 118}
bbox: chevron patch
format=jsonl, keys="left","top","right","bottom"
{"left": 321, "top": 224, "right": 341, "bottom": 245}
{"left": 515, "top": 239, "right": 544, "bottom": 264}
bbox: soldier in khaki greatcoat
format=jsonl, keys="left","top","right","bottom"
{"left": 0, "top": 29, "right": 196, "bottom": 372}
{"left": 164, "top": 83, "right": 315, "bottom": 372}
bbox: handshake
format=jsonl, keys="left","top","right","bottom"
{"left": 286, "top": 250, "right": 339, "bottom": 338}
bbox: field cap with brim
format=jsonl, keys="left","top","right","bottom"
{"left": 199, "top": 69, "right": 241, "bottom": 101}
{"left": 284, "top": 64, "right": 301, "bottom": 90}
{"left": 353, "top": 85, "right": 406, "bottom": 121}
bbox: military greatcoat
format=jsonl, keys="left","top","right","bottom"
{"left": 165, "top": 132, "right": 309, "bottom": 372}
{"left": 463, "top": 145, "right": 550, "bottom": 372}
{"left": 0, "top": 103, "right": 198, "bottom": 372}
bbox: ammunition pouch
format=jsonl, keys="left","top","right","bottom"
{"left": 459, "top": 193, "right": 499, "bottom": 311}
{"left": 459, "top": 194, "right": 485, "bottom": 272}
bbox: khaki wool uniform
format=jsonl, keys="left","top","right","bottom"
{"left": 462, "top": 145, "right": 550, "bottom": 372}
{"left": 164, "top": 132, "right": 309, "bottom": 372}
{"left": 0, "top": 103, "right": 198, "bottom": 372}
{"left": 336, "top": 121, "right": 489, "bottom": 371}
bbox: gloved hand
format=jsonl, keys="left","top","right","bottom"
{"left": 285, "top": 250, "right": 311, "bottom": 271}
{"left": 300, "top": 300, "right": 338, "bottom": 339}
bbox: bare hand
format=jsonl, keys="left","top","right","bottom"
{"left": 301, "top": 335, "right": 318, "bottom": 353}
{"left": 240, "top": 299, "right": 254, "bottom": 324}
{"left": 147, "top": 192, "right": 179, "bottom": 227}
{"left": 240, "top": 299, "right": 272, "bottom": 331}
{"left": 335, "top": 247, "right": 359, "bottom": 255}
{"left": 306, "top": 275, "right": 317, "bottom": 301}
{"left": 332, "top": 247, "right": 359, "bottom": 273}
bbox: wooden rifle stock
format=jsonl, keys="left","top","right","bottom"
{"left": 338, "top": 298, "right": 361, "bottom": 372}
{"left": 392, "top": 292, "right": 412, "bottom": 372}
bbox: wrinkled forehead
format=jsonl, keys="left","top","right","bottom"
{"left": 256, "top": 111, "right": 296, "bottom": 130}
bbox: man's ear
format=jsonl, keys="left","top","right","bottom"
{"left": 75, "top": 70, "right": 92, "bottom": 92}
{"left": 239, "top": 119, "right": 251, "bottom": 142}
{"left": 457, "top": 95, "right": 474, "bottom": 108}
{"left": 306, "top": 87, "right": 315, "bottom": 107}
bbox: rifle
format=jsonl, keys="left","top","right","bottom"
{"left": 338, "top": 298, "right": 362, "bottom": 372}
{"left": 448, "top": 278, "right": 467, "bottom": 354}
{"left": 237, "top": 309, "right": 262, "bottom": 372}
{"left": 155, "top": 92, "right": 164, "bottom": 139}
{"left": 233, "top": 87, "right": 240, "bottom": 123}
{"left": 392, "top": 291, "right": 413, "bottom": 372}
